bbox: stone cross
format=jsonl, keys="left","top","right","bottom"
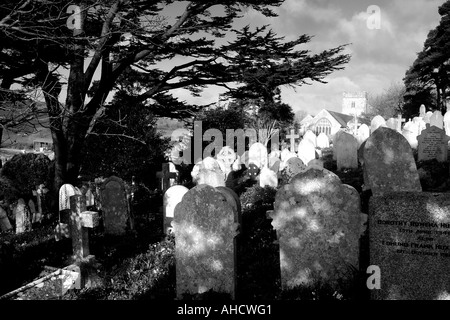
{"left": 69, "top": 195, "right": 99, "bottom": 261}
{"left": 156, "top": 163, "right": 178, "bottom": 193}
{"left": 396, "top": 114, "right": 406, "bottom": 133}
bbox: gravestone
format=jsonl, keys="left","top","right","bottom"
{"left": 101, "top": 176, "right": 130, "bottom": 235}
{"left": 429, "top": 111, "right": 444, "bottom": 130}
{"left": 240, "top": 151, "right": 250, "bottom": 167}
{"left": 216, "top": 146, "right": 237, "bottom": 176}
{"left": 0, "top": 206, "right": 12, "bottom": 232}
{"left": 356, "top": 124, "right": 370, "bottom": 148}
{"left": 163, "top": 185, "right": 189, "bottom": 234}
{"left": 396, "top": 114, "right": 406, "bottom": 133}
{"left": 363, "top": 127, "right": 421, "bottom": 195}
{"left": 156, "top": 163, "right": 177, "bottom": 193}
{"left": 369, "top": 192, "right": 450, "bottom": 300}
{"left": 248, "top": 142, "right": 268, "bottom": 168}
{"left": 371, "top": 115, "right": 387, "bottom": 134}
{"left": 417, "top": 125, "right": 450, "bottom": 162}
{"left": 270, "top": 168, "right": 364, "bottom": 291}
{"left": 332, "top": 130, "right": 346, "bottom": 160}
{"left": 14, "top": 198, "right": 31, "bottom": 234}
{"left": 419, "top": 104, "right": 426, "bottom": 118}
{"left": 316, "top": 132, "right": 330, "bottom": 149}
{"left": 28, "top": 199, "right": 37, "bottom": 223}
{"left": 245, "top": 163, "right": 260, "bottom": 181}
{"left": 173, "top": 185, "right": 238, "bottom": 299}
{"left": 259, "top": 167, "right": 278, "bottom": 188}
{"left": 307, "top": 158, "right": 324, "bottom": 169}
{"left": 402, "top": 121, "right": 419, "bottom": 149}
{"left": 280, "top": 157, "right": 307, "bottom": 185}
{"left": 424, "top": 111, "right": 433, "bottom": 124}
{"left": 297, "top": 139, "right": 316, "bottom": 165}
{"left": 444, "top": 111, "right": 450, "bottom": 136}
{"left": 335, "top": 132, "right": 358, "bottom": 170}
{"left": 303, "top": 130, "right": 317, "bottom": 148}
{"left": 59, "top": 184, "right": 81, "bottom": 212}
{"left": 192, "top": 157, "right": 225, "bottom": 187}
{"left": 386, "top": 118, "right": 397, "bottom": 131}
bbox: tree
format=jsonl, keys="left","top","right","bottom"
{"left": 367, "top": 82, "right": 406, "bottom": 119}
{"left": 0, "top": 0, "right": 350, "bottom": 192}
{"left": 403, "top": 0, "right": 450, "bottom": 115}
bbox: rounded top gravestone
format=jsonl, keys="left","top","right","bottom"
{"left": 280, "top": 157, "right": 307, "bottom": 185}
{"left": 297, "top": 139, "right": 316, "bottom": 165}
{"left": 370, "top": 115, "right": 387, "bottom": 134}
{"left": 163, "top": 185, "right": 189, "bottom": 233}
{"left": 303, "top": 130, "right": 317, "bottom": 148}
{"left": 248, "top": 142, "right": 268, "bottom": 168}
{"left": 316, "top": 132, "right": 330, "bottom": 149}
{"left": 444, "top": 110, "right": 450, "bottom": 136}
{"left": 270, "top": 167, "right": 363, "bottom": 290}
{"left": 363, "top": 127, "right": 422, "bottom": 195}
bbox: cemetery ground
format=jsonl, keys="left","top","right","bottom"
{"left": 0, "top": 148, "right": 449, "bottom": 301}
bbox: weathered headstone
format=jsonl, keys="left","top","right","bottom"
{"left": 419, "top": 104, "right": 426, "bottom": 118}
{"left": 429, "top": 110, "right": 444, "bottom": 130}
{"left": 335, "top": 132, "right": 358, "bottom": 170}
{"left": 356, "top": 124, "right": 370, "bottom": 148}
{"left": 216, "top": 146, "right": 237, "bottom": 176}
{"left": 28, "top": 199, "right": 37, "bottom": 224}
{"left": 297, "top": 139, "right": 316, "bottom": 165}
{"left": 371, "top": 115, "right": 387, "bottom": 134}
{"left": 270, "top": 168, "right": 364, "bottom": 291}
{"left": 316, "top": 132, "right": 330, "bottom": 149}
{"left": 248, "top": 142, "right": 268, "bottom": 168}
{"left": 444, "top": 111, "right": 450, "bottom": 136}
{"left": 163, "top": 185, "right": 189, "bottom": 234}
{"left": 369, "top": 192, "right": 450, "bottom": 300}
{"left": 424, "top": 111, "right": 433, "bottom": 124}
{"left": 0, "top": 206, "right": 12, "bottom": 232}
{"left": 192, "top": 157, "right": 225, "bottom": 187}
{"left": 386, "top": 118, "right": 397, "bottom": 131}
{"left": 307, "top": 158, "right": 324, "bottom": 169}
{"left": 101, "top": 176, "right": 130, "bottom": 235}
{"left": 332, "top": 130, "right": 345, "bottom": 160}
{"left": 363, "top": 127, "right": 422, "bottom": 195}
{"left": 280, "top": 157, "right": 307, "bottom": 185}
{"left": 173, "top": 185, "right": 238, "bottom": 299}
{"left": 402, "top": 121, "right": 419, "bottom": 149}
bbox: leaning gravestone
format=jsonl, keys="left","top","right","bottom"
{"left": 369, "top": 192, "right": 450, "bottom": 300}
{"left": 270, "top": 168, "right": 364, "bottom": 291}
{"left": 335, "top": 132, "right": 358, "bottom": 170}
{"left": 101, "top": 176, "right": 130, "bottom": 235}
{"left": 14, "top": 198, "right": 31, "bottom": 234}
{"left": 163, "top": 185, "right": 189, "bottom": 234}
{"left": 173, "top": 185, "right": 238, "bottom": 299}
{"left": 417, "top": 125, "right": 450, "bottom": 162}
{"left": 363, "top": 127, "right": 422, "bottom": 195}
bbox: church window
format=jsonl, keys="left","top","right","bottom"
{"left": 315, "top": 117, "right": 332, "bottom": 136}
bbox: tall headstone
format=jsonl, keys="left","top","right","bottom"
{"left": 429, "top": 111, "right": 444, "bottom": 130}
{"left": 332, "top": 130, "right": 346, "bottom": 160}
{"left": 101, "top": 176, "right": 130, "bottom": 235}
{"left": 370, "top": 192, "right": 450, "bottom": 300}
{"left": 297, "top": 139, "right": 316, "bottom": 165}
{"left": 363, "top": 127, "right": 421, "bottom": 195}
{"left": 370, "top": 115, "right": 387, "bottom": 134}
{"left": 270, "top": 168, "right": 363, "bottom": 291}
{"left": 14, "top": 198, "right": 31, "bottom": 234}
{"left": 419, "top": 104, "right": 426, "bottom": 118}
{"left": 248, "top": 142, "right": 268, "bottom": 168}
{"left": 417, "top": 125, "right": 450, "bottom": 162}
{"left": 335, "top": 132, "right": 358, "bottom": 170}
{"left": 316, "top": 132, "right": 330, "bottom": 149}
{"left": 173, "top": 185, "right": 238, "bottom": 299}
{"left": 163, "top": 185, "right": 189, "bottom": 234}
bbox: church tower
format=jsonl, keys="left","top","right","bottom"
{"left": 341, "top": 91, "right": 368, "bottom": 117}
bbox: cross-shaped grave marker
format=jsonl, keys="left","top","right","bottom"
{"left": 69, "top": 194, "right": 99, "bottom": 261}
{"left": 156, "top": 163, "right": 177, "bottom": 193}
{"left": 396, "top": 114, "right": 406, "bottom": 133}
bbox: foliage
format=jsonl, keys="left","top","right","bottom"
{"left": 0, "top": 153, "right": 52, "bottom": 199}
{"left": 0, "top": 0, "right": 351, "bottom": 191}
{"left": 367, "top": 82, "right": 406, "bottom": 119}
{"left": 0, "top": 176, "right": 19, "bottom": 204}
{"left": 403, "top": 0, "right": 450, "bottom": 115}
{"left": 80, "top": 98, "right": 170, "bottom": 186}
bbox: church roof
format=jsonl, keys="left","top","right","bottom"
{"left": 326, "top": 110, "right": 354, "bottom": 127}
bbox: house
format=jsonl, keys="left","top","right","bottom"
{"left": 33, "top": 138, "right": 53, "bottom": 152}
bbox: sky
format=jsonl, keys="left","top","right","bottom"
{"left": 165, "top": 0, "right": 446, "bottom": 117}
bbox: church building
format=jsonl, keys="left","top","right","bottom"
{"left": 299, "top": 91, "right": 368, "bottom": 138}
